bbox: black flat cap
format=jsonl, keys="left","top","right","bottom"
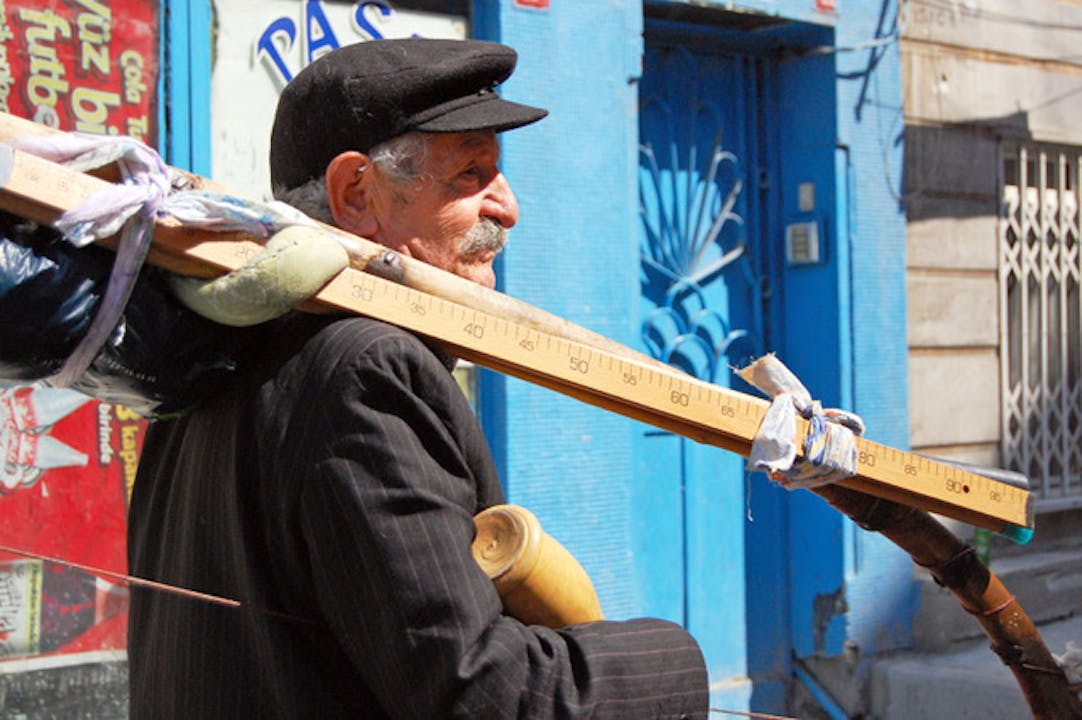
{"left": 270, "top": 38, "right": 548, "bottom": 191}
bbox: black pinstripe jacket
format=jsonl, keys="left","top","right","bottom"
{"left": 128, "top": 314, "right": 708, "bottom": 719}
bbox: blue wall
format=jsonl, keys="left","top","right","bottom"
{"left": 830, "top": 0, "right": 916, "bottom": 661}
{"left": 475, "top": 0, "right": 650, "bottom": 620}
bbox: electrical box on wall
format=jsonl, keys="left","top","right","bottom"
{"left": 785, "top": 221, "right": 821, "bottom": 265}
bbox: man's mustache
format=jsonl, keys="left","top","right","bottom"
{"left": 460, "top": 218, "right": 509, "bottom": 259}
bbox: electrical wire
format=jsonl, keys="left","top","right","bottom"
{"left": 797, "top": 0, "right": 908, "bottom": 57}
{"left": 709, "top": 708, "right": 797, "bottom": 719}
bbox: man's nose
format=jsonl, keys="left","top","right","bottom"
{"left": 483, "top": 172, "right": 519, "bottom": 229}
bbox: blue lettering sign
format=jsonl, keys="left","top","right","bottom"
{"left": 256, "top": 16, "right": 297, "bottom": 85}
{"left": 256, "top": 2, "right": 415, "bottom": 89}
{"left": 305, "top": 0, "right": 341, "bottom": 63}
{"left": 354, "top": 1, "right": 392, "bottom": 41}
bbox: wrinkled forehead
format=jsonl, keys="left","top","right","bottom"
{"left": 424, "top": 131, "right": 502, "bottom": 169}
{"left": 434, "top": 131, "right": 500, "bottom": 155}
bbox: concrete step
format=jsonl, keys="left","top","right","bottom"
{"left": 912, "top": 545, "right": 1082, "bottom": 652}
{"left": 871, "top": 613, "right": 1082, "bottom": 719}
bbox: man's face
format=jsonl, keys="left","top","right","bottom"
{"left": 368, "top": 132, "right": 518, "bottom": 289}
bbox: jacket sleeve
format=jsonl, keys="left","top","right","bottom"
{"left": 292, "top": 325, "right": 708, "bottom": 720}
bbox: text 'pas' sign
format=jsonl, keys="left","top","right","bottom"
{"left": 254, "top": 1, "right": 467, "bottom": 87}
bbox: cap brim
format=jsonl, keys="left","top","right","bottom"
{"left": 414, "top": 94, "right": 548, "bottom": 134}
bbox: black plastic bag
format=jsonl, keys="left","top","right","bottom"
{"left": 0, "top": 213, "right": 250, "bottom": 417}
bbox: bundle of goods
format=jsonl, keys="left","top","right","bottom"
{"left": 0, "top": 212, "right": 251, "bottom": 418}
{"left": 0, "top": 123, "right": 348, "bottom": 418}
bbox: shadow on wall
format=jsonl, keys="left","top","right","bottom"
{"left": 902, "top": 110, "right": 1032, "bottom": 222}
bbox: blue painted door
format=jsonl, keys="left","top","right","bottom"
{"left": 634, "top": 27, "right": 787, "bottom": 711}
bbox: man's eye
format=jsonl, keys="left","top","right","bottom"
{"left": 453, "top": 168, "right": 484, "bottom": 190}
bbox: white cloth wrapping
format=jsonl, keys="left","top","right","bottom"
{"left": 737, "top": 353, "right": 864, "bottom": 489}
{"left": 12, "top": 133, "right": 323, "bottom": 243}
{"left": 13, "top": 133, "right": 173, "bottom": 246}
{"left": 1055, "top": 641, "right": 1082, "bottom": 700}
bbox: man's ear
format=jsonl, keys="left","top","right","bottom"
{"left": 325, "top": 151, "right": 378, "bottom": 237}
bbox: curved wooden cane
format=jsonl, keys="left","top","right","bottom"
{"left": 473, "top": 491, "right": 1082, "bottom": 717}
{"left": 813, "top": 484, "right": 1082, "bottom": 719}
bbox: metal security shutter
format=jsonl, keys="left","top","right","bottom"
{"left": 999, "top": 144, "right": 1082, "bottom": 510}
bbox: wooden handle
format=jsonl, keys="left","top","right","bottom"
{"left": 472, "top": 505, "right": 603, "bottom": 628}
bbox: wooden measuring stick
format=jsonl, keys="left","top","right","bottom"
{"left": 0, "top": 111, "right": 667, "bottom": 373}
{"left": 0, "top": 137, "right": 1033, "bottom": 534}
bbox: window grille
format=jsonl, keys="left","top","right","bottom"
{"left": 999, "top": 145, "right": 1082, "bottom": 510}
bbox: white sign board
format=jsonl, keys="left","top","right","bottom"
{"left": 211, "top": 1, "right": 467, "bottom": 198}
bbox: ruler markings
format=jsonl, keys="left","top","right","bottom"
{"left": 324, "top": 267, "right": 1026, "bottom": 529}
{"left": 0, "top": 141, "right": 1032, "bottom": 533}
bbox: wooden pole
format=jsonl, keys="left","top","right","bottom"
{"left": 0, "top": 140, "right": 1033, "bottom": 534}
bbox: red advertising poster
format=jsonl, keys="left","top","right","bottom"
{"left": 0, "top": 0, "right": 159, "bottom": 144}
{"left": 0, "top": 387, "right": 140, "bottom": 659}
{"left": 0, "top": 0, "right": 160, "bottom": 672}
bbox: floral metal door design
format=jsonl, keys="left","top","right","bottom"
{"left": 632, "top": 35, "right": 777, "bottom": 704}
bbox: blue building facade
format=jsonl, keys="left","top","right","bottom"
{"left": 165, "top": 0, "right": 911, "bottom": 715}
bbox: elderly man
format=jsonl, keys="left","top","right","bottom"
{"left": 128, "top": 39, "right": 708, "bottom": 719}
